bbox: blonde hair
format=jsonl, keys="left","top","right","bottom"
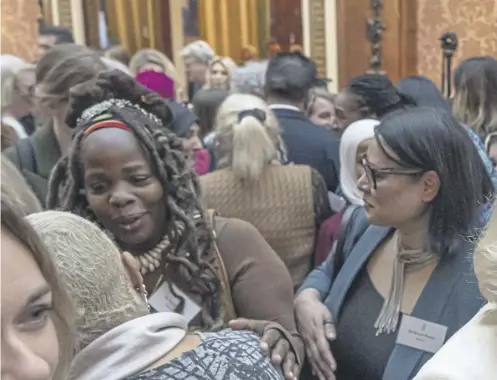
{"left": 1, "top": 191, "right": 75, "bottom": 380}
{"left": 26, "top": 211, "right": 149, "bottom": 350}
{"left": 129, "top": 48, "right": 184, "bottom": 97}
{"left": 474, "top": 202, "right": 497, "bottom": 310}
{"left": 216, "top": 93, "right": 282, "bottom": 181}
{"left": 452, "top": 56, "right": 497, "bottom": 135}
{"left": 1, "top": 157, "right": 42, "bottom": 215}
{"left": 204, "top": 56, "right": 237, "bottom": 90}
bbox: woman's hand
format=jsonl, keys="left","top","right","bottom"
{"left": 294, "top": 289, "right": 337, "bottom": 380}
{"left": 229, "top": 318, "right": 302, "bottom": 380}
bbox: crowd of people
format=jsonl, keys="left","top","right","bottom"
{"left": 2, "top": 24, "right": 497, "bottom": 380}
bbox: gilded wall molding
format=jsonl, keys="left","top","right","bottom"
{"left": 308, "top": 0, "right": 326, "bottom": 78}
{"left": 57, "top": 0, "right": 73, "bottom": 30}
{"left": 82, "top": 0, "right": 100, "bottom": 48}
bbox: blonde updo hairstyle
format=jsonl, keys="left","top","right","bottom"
{"left": 215, "top": 93, "right": 283, "bottom": 181}
{"left": 474, "top": 201, "right": 497, "bottom": 320}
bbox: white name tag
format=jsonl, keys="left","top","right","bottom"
{"left": 149, "top": 281, "right": 201, "bottom": 324}
{"left": 396, "top": 314, "right": 448, "bottom": 354}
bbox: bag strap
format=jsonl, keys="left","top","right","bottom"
{"left": 206, "top": 209, "right": 237, "bottom": 322}
{"left": 15, "top": 137, "right": 37, "bottom": 174}
{"left": 332, "top": 205, "right": 362, "bottom": 279}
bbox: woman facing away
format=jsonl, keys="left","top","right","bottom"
{"left": 200, "top": 93, "right": 332, "bottom": 288}
{"left": 314, "top": 119, "right": 379, "bottom": 266}
{"left": 452, "top": 56, "right": 497, "bottom": 139}
{"left": 46, "top": 70, "right": 302, "bottom": 379}
{"left": 1, "top": 188, "right": 74, "bottom": 380}
{"left": 28, "top": 210, "right": 289, "bottom": 380}
{"left": 295, "top": 107, "right": 493, "bottom": 380}
{"left": 413, "top": 201, "right": 497, "bottom": 380}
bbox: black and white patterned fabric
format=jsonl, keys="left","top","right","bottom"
{"left": 126, "top": 330, "right": 284, "bottom": 380}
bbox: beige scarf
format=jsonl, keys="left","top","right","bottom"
{"left": 70, "top": 313, "right": 187, "bottom": 380}
{"left": 374, "top": 233, "right": 437, "bottom": 335}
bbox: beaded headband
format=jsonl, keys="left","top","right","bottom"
{"left": 76, "top": 98, "right": 162, "bottom": 127}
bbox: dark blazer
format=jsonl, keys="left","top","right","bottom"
{"left": 4, "top": 123, "right": 61, "bottom": 207}
{"left": 300, "top": 210, "right": 484, "bottom": 380}
{"left": 271, "top": 108, "right": 340, "bottom": 192}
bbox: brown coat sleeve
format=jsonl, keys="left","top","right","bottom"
{"left": 214, "top": 217, "right": 297, "bottom": 335}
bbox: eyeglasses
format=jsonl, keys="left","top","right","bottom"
{"left": 361, "top": 157, "right": 425, "bottom": 189}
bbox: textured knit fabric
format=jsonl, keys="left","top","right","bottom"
{"left": 126, "top": 330, "right": 284, "bottom": 380}
{"left": 201, "top": 165, "right": 330, "bottom": 288}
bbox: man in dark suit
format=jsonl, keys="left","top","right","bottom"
{"left": 265, "top": 52, "right": 341, "bottom": 191}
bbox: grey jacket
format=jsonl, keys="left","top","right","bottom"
{"left": 300, "top": 209, "right": 484, "bottom": 380}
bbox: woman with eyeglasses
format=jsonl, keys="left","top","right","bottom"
{"left": 294, "top": 107, "right": 494, "bottom": 380}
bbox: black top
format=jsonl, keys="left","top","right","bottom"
{"left": 332, "top": 267, "right": 397, "bottom": 380}
{"left": 271, "top": 108, "right": 340, "bottom": 192}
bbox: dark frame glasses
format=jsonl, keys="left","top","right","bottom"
{"left": 361, "top": 157, "right": 425, "bottom": 189}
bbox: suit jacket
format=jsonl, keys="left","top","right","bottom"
{"left": 271, "top": 108, "right": 340, "bottom": 192}
{"left": 413, "top": 303, "right": 497, "bottom": 380}
{"left": 300, "top": 209, "right": 484, "bottom": 380}
{"left": 4, "top": 123, "right": 61, "bottom": 207}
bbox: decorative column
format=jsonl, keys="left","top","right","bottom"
{"left": 366, "top": 0, "right": 386, "bottom": 74}
{"left": 308, "top": 0, "right": 326, "bottom": 79}
{"left": 82, "top": 0, "right": 100, "bottom": 48}
{"left": 50, "top": 0, "right": 85, "bottom": 45}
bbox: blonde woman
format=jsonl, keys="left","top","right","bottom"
{"left": 414, "top": 202, "right": 497, "bottom": 380}
{"left": 129, "top": 48, "right": 185, "bottom": 100}
{"left": 452, "top": 56, "right": 497, "bottom": 138}
{"left": 1, "top": 189, "right": 74, "bottom": 380}
{"left": 200, "top": 94, "right": 332, "bottom": 288}
{"left": 204, "top": 56, "right": 237, "bottom": 90}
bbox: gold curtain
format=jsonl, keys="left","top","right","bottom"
{"left": 199, "top": 0, "right": 268, "bottom": 62}
{"left": 105, "top": 0, "right": 163, "bottom": 55}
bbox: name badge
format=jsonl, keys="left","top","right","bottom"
{"left": 396, "top": 314, "right": 448, "bottom": 354}
{"left": 148, "top": 281, "right": 201, "bottom": 323}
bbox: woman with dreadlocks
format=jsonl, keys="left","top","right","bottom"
{"left": 334, "top": 74, "right": 415, "bottom": 131}
{"left": 47, "top": 69, "right": 302, "bottom": 380}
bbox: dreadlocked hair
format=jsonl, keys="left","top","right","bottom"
{"left": 47, "top": 69, "right": 224, "bottom": 330}
{"left": 347, "top": 74, "right": 416, "bottom": 119}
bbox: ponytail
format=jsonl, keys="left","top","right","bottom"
{"left": 232, "top": 116, "right": 277, "bottom": 181}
